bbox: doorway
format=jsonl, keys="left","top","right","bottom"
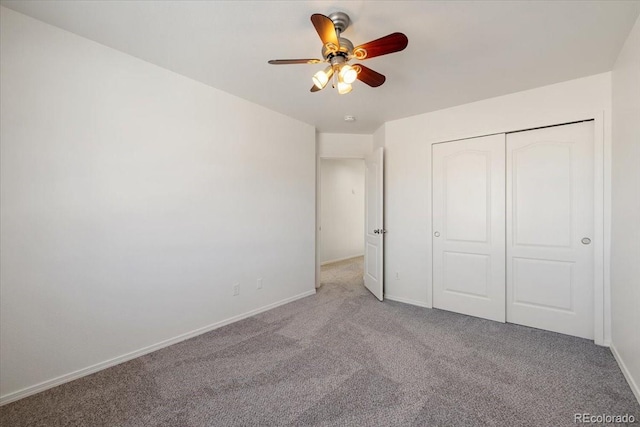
{"left": 316, "top": 146, "right": 385, "bottom": 301}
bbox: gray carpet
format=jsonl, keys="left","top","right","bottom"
{"left": 1, "top": 256, "right": 638, "bottom": 426}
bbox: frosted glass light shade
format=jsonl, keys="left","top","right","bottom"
{"left": 337, "top": 81, "right": 352, "bottom": 95}
{"left": 312, "top": 66, "right": 333, "bottom": 89}
{"left": 339, "top": 64, "right": 357, "bottom": 84}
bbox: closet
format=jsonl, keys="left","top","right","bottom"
{"left": 432, "top": 121, "right": 595, "bottom": 339}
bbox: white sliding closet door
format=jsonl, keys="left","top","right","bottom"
{"left": 432, "top": 134, "right": 506, "bottom": 322}
{"left": 506, "top": 122, "right": 594, "bottom": 339}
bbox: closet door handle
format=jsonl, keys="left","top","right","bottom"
{"left": 581, "top": 237, "right": 591, "bottom": 245}
{"left": 434, "top": 231, "right": 440, "bottom": 237}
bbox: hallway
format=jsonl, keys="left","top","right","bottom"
{"left": 319, "top": 256, "right": 365, "bottom": 296}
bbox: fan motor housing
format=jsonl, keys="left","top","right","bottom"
{"left": 322, "top": 37, "right": 354, "bottom": 60}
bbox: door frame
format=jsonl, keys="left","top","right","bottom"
{"left": 426, "top": 110, "right": 608, "bottom": 345}
{"left": 315, "top": 152, "right": 368, "bottom": 289}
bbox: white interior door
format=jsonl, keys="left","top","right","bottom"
{"left": 432, "top": 134, "right": 506, "bottom": 322}
{"left": 364, "top": 147, "right": 384, "bottom": 301}
{"left": 506, "top": 122, "right": 594, "bottom": 339}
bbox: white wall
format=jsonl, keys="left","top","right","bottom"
{"left": 611, "top": 15, "right": 640, "bottom": 403}
{"left": 373, "top": 124, "right": 385, "bottom": 151}
{"left": 0, "top": 7, "right": 316, "bottom": 403}
{"left": 318, "top": 133, "right": 372, "bottom": 159}
{"left": 320, "top": 159, "right": 365, "bottom": 264}
{"left": 382, "top": 73, "right": 612, "bottom": 319}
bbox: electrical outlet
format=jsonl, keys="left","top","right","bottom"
{"left": 257, "top": 278, "right": 263, "bottom": 290}
{"left": 233, "top": 283, "right": 240, "bottom": 296}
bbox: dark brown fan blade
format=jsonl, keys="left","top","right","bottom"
{"left": 311, "top": 14, "right": 339, "bottom": 48}
{"left": 310, "top": 84, "right": 322, "bottom": 92}
{"left": 353, "top": 32, "right": 408, "bottom": 60}
{"left": 268, "top": 59, "right": 323, "bottom": 65}
{"left": 355, "top": 64, "right": 386, "bottom": 87}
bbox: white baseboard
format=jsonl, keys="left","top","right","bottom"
{"left": 0, "top": 289, "right": 316, "bottom": 406}
{"left": 384, "top": 294, "right": 430, "bottom": 308}
{"left": 321, "top": 254, "right": 364, "bottom": 266}
{"left": 610, "top": 343, "right": 640, "bottom": 405}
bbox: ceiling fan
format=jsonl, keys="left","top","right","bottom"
{"left": 268, "top": 12, "right": 408, "bottom": 95}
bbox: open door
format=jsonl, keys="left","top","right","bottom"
{"left": 364, "top": 147, "right": 384, "bottom": 300}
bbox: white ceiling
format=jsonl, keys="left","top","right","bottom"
{"left": 2, "top": 1, "right": 639, "bottom": 134}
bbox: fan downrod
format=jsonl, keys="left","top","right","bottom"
{"left": 327, "top": 11, "right": 351, "bottom": 34}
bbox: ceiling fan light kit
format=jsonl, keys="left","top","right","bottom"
{"left": 268, "top": 11, "right": 408, "bottom": 95}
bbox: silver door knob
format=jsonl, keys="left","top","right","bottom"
{"left": 434, "top": 231, "right": 440, "bottom": 237}
{"left": 581, "top": 237, "right": 591, "bottom": 245}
